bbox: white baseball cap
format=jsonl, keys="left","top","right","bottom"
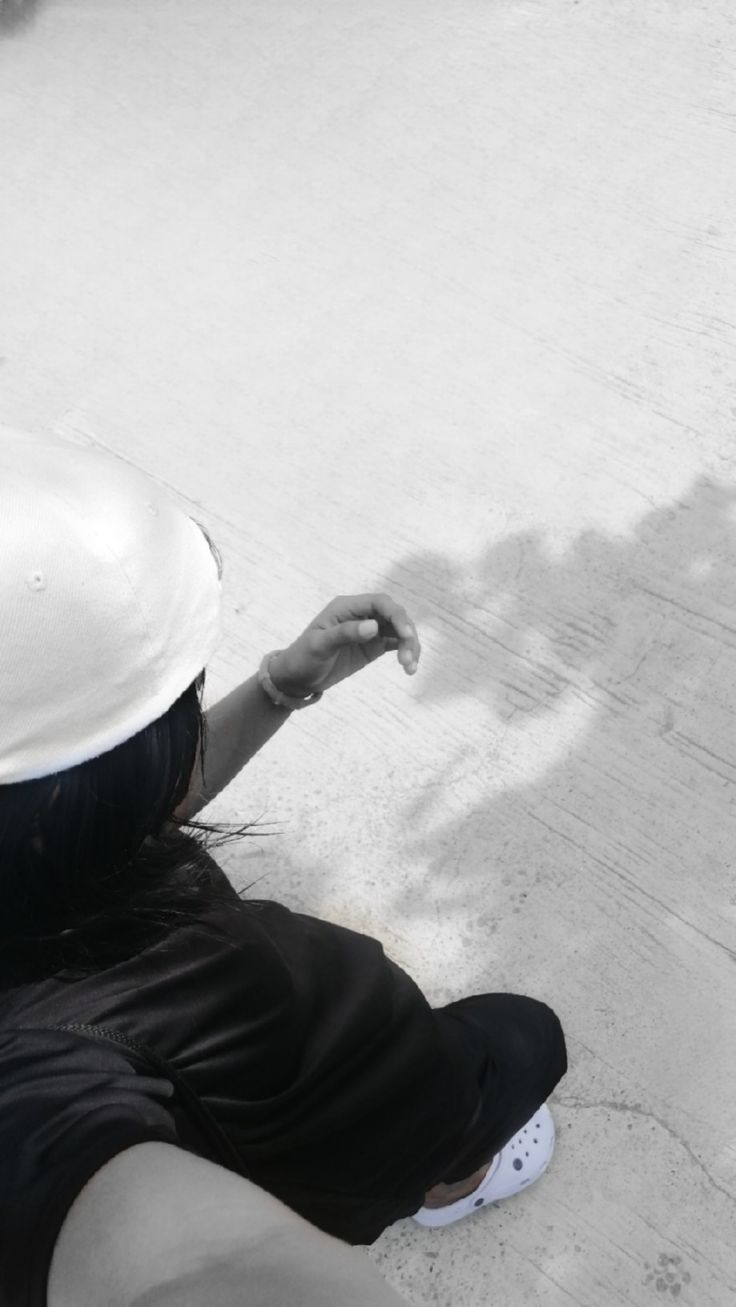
{"left": 1, "top": 426, "right": 223, "bottom": 784}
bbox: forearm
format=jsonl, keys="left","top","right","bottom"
{"left": 171, "top": 591, "right": 420, "bottom": 825}
{"left": 173, "top": 672, "right": 292, "bottom": 822}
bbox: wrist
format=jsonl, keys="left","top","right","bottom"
{"left": 267, "top": 651, "right": 303, "bottom": 697}
{"left": 258, "top": 650, "right": 323, "bottom": 711}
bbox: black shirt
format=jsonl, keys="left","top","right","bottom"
{"left": 0, "top": 884, "right": 479, "bottom": 1307}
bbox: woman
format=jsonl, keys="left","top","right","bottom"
{"left": 0, "top": 431, "right": 566, "bottom": 1307}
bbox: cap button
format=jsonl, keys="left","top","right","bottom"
{"left": 27, "top": 570, "right": 47, "bottom": 592}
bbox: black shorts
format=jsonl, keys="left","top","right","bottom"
{"left": 288, "top": 990, "right": 567, "bottom": 1245}
{"left": 433, "top": 992, "right": 568, "bottom": 1184}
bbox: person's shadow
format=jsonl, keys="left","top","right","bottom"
{"left": 374, "top": 475, "right": 736, "bottom": 987}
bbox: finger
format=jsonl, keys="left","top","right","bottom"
{"left": 335, "top": 594, "right": 421, "bottom": 667}
{"left": 380, "top": 602, "right": 420, "bottom": 672}
{"left": 313, "top": 618, "right": 379, "bottom": 653}
{"left": 377, "top": 598, "right": 421, "bottom": 663}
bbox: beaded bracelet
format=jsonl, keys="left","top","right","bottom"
{"left": 257, "top": 650, "right": 323, "bottom": 710}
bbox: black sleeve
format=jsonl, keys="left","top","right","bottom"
{"left": 0, "top": 1028, "right": 183, "bottom": 1307}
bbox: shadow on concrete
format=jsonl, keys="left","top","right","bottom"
{"left": 228, "top": 474, "right": 736, "bottom": 965}
{"left": 0, "top": 0, "right": 43, "bottom": 34}
{"left": 389, "top": 475, "right": 736, "bottom": 715}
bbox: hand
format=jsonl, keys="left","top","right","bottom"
{"left": 268, "top": 593, "right": 421, "bottom": 698}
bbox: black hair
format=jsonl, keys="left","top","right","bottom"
{"left": 0, "top": 528, "right": 269, "bottom": 985}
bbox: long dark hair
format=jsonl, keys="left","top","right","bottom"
{"left": 0, "top": 532, "right": 269, "bottom": 985}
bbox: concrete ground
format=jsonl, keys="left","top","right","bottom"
{"left": 2, "top": 2, "right": 735, "bottom": 1303}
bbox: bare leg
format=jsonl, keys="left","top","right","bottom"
{"left": 422, "top": 1158, "right": 495, "bottom": 1209}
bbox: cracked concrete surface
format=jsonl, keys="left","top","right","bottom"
{"left": 555, "top": 1097, "right": 734, "bottom": 1206}
{"left": 1, "top": 1, "right": 735, "bottom": 1303}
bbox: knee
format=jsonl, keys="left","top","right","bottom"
{"left": 536, "top": 999, "right": 567, "bottom": 1083}
{"left": 502, "top": 994, "right": 568, "bottom": 1089}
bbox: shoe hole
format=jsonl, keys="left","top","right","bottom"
{"left": 474, "top": 1197, "right": 484, "bottom": 1207}
{"left": 512, "top": 1158, "right": 523, "bottom": 1171}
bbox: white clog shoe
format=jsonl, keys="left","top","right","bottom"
{"left": 412, "top": 1103, "right": 556, "bottom": 1228}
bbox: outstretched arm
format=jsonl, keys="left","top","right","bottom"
{"left": 171, "top": 593, "right": 421, "bottom": 824}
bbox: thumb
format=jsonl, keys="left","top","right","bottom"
{"left": 320, "top": 618, "right": 379, "bottom": 649}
